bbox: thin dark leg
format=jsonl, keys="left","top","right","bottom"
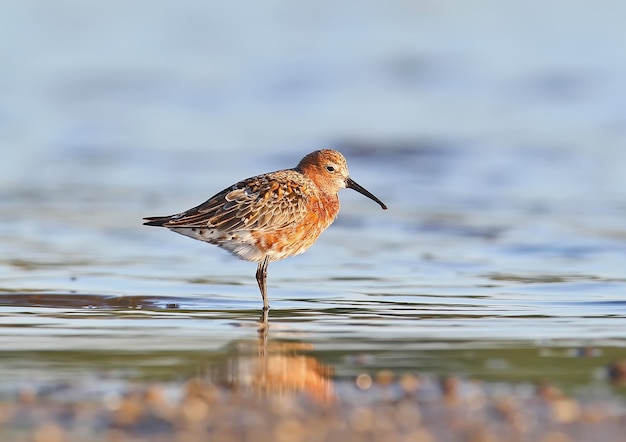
{"left": 256, "top": 255, "right": 270, "bottom": 311}
{"left": 258, "top": 308, "right": 269, "bottom": 332}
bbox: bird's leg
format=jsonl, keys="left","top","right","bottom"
{"left": 256, "top": 255, "right": 270, "bottom": 311}
{"left": 258, "top": 308, "right": 269, "bottom": 333}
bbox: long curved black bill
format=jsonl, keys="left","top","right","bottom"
{"left": 346, "top": 177, "right": 387, "bottom": 210}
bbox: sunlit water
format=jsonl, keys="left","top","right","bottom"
{"left": 1, "top": 1, "right": 626, "bottom": 405}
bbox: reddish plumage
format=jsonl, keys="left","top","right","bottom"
{"left": 144, "top": 149, "right": 387, "bottom": 311}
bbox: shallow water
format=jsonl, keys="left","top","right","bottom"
{"left": 2, "top": 144, "right": 625, "bottom": 401}
{"left": 1, "top": 0, "right": 626, "bottom": 411}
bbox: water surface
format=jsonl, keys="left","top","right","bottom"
{"left": 1, "top": 0, "right": 626, "bottom": 411}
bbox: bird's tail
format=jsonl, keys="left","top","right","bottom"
{"left": 142, "top": 216, "right": 172, "bottom": 227}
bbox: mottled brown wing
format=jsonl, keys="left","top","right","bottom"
{"left": 149, "top": 171, "right": 311, "bottom": 232}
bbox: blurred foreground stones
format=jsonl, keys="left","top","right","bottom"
{"left": 1, "top": 372, "right": 625, "bottom": 442}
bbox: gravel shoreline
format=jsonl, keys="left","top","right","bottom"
{"left": 3, "top": 373, "right": 625, "bottom": 442}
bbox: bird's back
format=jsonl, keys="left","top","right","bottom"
{"left": 143, "top": 169, "right": 340, "bottom": 263}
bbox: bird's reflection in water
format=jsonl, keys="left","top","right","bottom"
{"left": 214, "top": 314, "right": 335, "bottom": 403}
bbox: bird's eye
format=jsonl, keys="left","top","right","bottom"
{"left": 326, "top": 166, "right": 335, "bottom": 172}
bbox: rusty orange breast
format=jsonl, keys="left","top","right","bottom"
{"left": 251, "top": 189, "right": 339, "bottom": 261}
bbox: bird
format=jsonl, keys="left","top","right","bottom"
{"left": 143, "top": 149, "right": 387, "bottom": 312}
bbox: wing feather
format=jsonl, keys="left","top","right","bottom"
{"left": 145, "top": 170, "right": 312, "bottom": 232}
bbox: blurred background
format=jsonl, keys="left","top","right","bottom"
{"left": 3, "top": 1, "right": 626, "bottom": 156}
{"left": 1, "top": 0, "right": 626, "bottom": 410}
